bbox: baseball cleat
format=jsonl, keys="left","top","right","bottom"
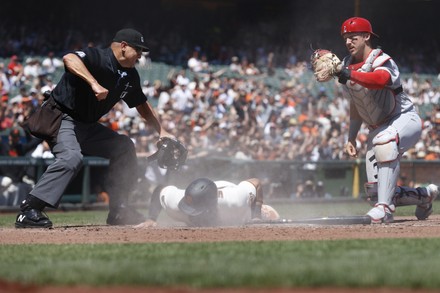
{"left": 415, "top": 184, "right": 438, "bottom": 220}
{"left": 366, "top": 203, "right": 395, "bottom": 224}
{"left": 15, "top": 208, "right": 53, "bottom": 228}
{"left": 106, "top": 205, "right": 146, "bottom": 226}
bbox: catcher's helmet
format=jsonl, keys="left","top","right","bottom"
{"left": 178, "top": 178, "right": 218, "bottom": 216}
{"left": 341, "top": 17, "right": 379, "bottom": 38}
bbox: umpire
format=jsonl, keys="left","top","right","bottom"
{"left": 15, "top": 28, "right": 174, "bottom": 228}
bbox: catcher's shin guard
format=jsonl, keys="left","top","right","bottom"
{"left": 366, "top": 184, "right": 434, "bottom": 207}
{"left": 394, "top": 186, "right": 434, "bottom": 206}
{"left": 372, "top": 127, "right": 400, "bottom": 207}
{"left": 415, "top": 184, "right": 439, "bottom": 220}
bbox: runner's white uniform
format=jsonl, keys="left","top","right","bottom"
{"left": 159, "top": 180, "right": 270, "bottom": 226}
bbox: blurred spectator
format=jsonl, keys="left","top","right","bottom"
{"left": 141, "top": 80, "right": 152, "bottom": 96}
{"left": 0, "top": 128, "right": 41, "bottom": 206}
{"left": 242, "top": 60, "right": 260, "bottom": 76}
{"left": 9, "top": 87, "right": 28, "bottom": 105}
{"left": 0, "top": 63, "right": 11, "bottom": 97}
{"left": 316, "top": 181, "right": 332, "bottom": 198}
{"left": 40, "top": 75, "right": 56, "bottom": 94}
{"left": 23, "top": 58, "right": 43, "bottom": 81}
{"left": 31, "top": 140, "right": 54, "bottom": 159}
{"left": 170, "top": 78, "right": 194, "bottom": 113}
{"left": 142, "top": 79, "right": 162, "bottom": 106}
{"left": 41, "top": 51, "right": 63, "bottom": 74}
{"left": 187, "top": 47, "right": 207, "bottom": 73}
{"left": 7, "top": 55, "right": 24, "bottom": 87}
{"left": 136, "top": 53, "right": 151, "bottom": 69}
{"left": 229, "top": 56, "right": 244, "bottom": 75}
{"left": 156, "top": 85, "right": 172, "bottom": 112}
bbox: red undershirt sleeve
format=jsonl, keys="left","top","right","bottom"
{"left": 350, "top": 69, "right": 391, "bottom": 89}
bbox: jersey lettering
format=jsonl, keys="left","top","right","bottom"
{"left": 119, "top": 82, "right": 132, "bottom": 99}
{"left": 117, "top": 70, "right": 127, "bottom": 79}
{"left": 120, "top": 91, "right": 128, "bottom": 99}
{"left": 116, "top": 70, "right": 128, "bottom": 88}
{"left": 75, "top": 51, "right": 86, "bottom": 58}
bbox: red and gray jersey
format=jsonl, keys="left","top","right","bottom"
{"left": 340, "top": 49, "right": 415, "bottom": 127}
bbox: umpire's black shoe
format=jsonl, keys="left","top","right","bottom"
{"left": 106, "top": 206, "right": 146, "bottom": 226}
{"left": 15, "top": 208, "right": 53, "bottom": 228}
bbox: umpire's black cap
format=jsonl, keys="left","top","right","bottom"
{"left": 113, "top": 28, "right": 149, "bottom": 52}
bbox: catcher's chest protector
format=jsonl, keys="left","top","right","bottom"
{"left": 342, "top": 49, "right": 397, "bottom": 126}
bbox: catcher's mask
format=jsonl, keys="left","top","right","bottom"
{"left": 155, "top": 137, "right": 188, "bottom": 170}
{"left": 341, "top": 17, "right": 379, "bottom": 38}
{"left": 178, "top": 178, "right": 218, "bottom": 216}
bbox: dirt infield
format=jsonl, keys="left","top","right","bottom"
{"left": 2, "top": 215, "right": 440, "bottom": 244}
{"left": 1, "top": 280, "right": 438, "bottom": 293}
{"left": 2, "top": 215, "right": 440, "bottom": 293}
{"left": 0, "top": 282, "right": 438, "bottom": 293}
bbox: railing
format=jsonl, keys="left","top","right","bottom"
{"left": 0, "top": 156, "right": 109, "bottom": 207}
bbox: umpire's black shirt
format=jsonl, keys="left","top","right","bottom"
{"left": 52, "top": 47, "right": 147, "bottom": 123}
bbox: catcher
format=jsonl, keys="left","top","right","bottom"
{"left": 134, "top": 177, "right": 280, "bottom": 227}
{"left": 311, "top": 17, "right": 439, "bottom": 223}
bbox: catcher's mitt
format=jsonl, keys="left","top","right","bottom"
{"left": 310, "top": 49, "right": 342, "bottom": 82}
{"left": 150, "top": 137, "right": 188, "bottom": 170}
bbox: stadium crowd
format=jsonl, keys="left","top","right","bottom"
{"left": 0, "top": 18, "right": 439, "bottom": 203}
{"left": 129, "top": 59, "right": 440, "bottom": 163}
{"left": 1, "top": 50, "right": 439, "bottom": 165}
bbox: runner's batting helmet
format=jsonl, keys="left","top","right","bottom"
{"left": 178, "top": 178, "right": 218, "bottom": 216}
{"left": 341, "top": 17, "right": 379, "bottom": 38}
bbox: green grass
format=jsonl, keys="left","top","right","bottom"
{"left": 1, "top": 239, "right": 440, "bottom": 288}
{"left": 0, "top": 200, "right": 439, "bottom": 289}
{"left": 272, "top": 199, "right": 438, "bottom": 221}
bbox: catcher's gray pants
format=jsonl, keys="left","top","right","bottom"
{"left": 365, "top": 110, "right": 422, "bottom": 206}
{"left": 31, "top": 114, "right": 138, "bottom": 212}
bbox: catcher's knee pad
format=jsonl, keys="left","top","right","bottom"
{"left": 372, "top": 127, "right": 399, "bottom": 163}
